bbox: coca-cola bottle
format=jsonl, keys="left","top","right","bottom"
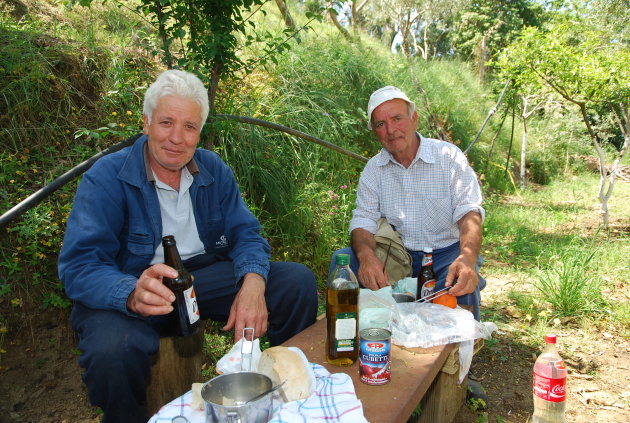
{"left": 162, "top": 235, "right": 200, "bottom": 337}
{"left": 416, "top": 248, "right": 436, "bottom": 301}
{"left": 533, "top": 334, "right": 567, "bottom": 423}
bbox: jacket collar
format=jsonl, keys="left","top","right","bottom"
{"left": 117, "top": 135, "right": 209, "bottom": 187}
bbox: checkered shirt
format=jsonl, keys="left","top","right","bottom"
{"left": 349, "top": 134, "right": 484, "bottom": 251}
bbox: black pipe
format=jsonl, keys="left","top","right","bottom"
{"left": 0, "top": 133, "right": 142, "bottom": 229}
{"left": 214, "top": 114, "right": 369, "bottom": 163}
{"left": 1, "top": 115, "right": 369, "bottom": 229}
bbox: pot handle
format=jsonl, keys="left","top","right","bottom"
{"left": 226, "top": 411, "right": 241, "bottom": 423}
{"left": 241, "top": 327, "right": 254, "bottom": 371}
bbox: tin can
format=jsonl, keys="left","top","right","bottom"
{"left": 359, "top": 328, "right": 391, "bottom": 385}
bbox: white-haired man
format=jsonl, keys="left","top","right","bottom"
{"left": 59, "top": 70, "right": 317, "bottom": 422}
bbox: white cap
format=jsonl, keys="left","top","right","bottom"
{"left": 367, "top": 86, "right": 416, "bottom": 129}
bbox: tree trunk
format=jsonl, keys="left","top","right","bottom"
{"left": 478, "top": 35, "right": 487, "bottom": 83}
{"left": 155, "top": 2, "right": 173, "bottom": 69}
{"left": 274, "top": 0, "right": 296, "bottom": 31}
{"left": 351, "top": 0, "right": 369, "bottom": 33}
{"left": 207, "top": 60, "right": 222, "bottom": 151}
{"left": 520, "top": 118, "right": 528, "bottom": 189}
{"left": 578, "top": 101, "right": 615, "bottom": 229}
{"left": 593, "top": 139, "right": 610, "bottom": 228}
{"left": 328, "top": 8, "right": 352, "bottom": 40}
{"left": 423, "top": 24, "right": 430, "bottom": 60}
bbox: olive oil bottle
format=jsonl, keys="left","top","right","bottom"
{"left": 326, "top": 253, "right": 359, "bottom": 366}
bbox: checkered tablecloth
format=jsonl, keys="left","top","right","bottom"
{"left": 148, "top": 363, "right": 368, "bottom": 423}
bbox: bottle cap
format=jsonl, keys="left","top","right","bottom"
{"left": 545, "top": 334, "right": 557, "bottom": 344}
{"left": 423, "top": 247, "right": 433, "bottom": 253}
{"left": 162, "top": 235, "right": 176, "bottom": 245}
{"left": 335, "top": 254, "right": 350, "bottom": 266}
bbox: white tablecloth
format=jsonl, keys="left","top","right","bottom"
{"left": 148, "top": 363, "right": 369, "bottom": 423}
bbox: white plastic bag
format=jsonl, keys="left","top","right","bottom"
{"left": 391, "top": 302, "right": 497, "bottom": 383}
{"left": 358, "top": 287, "right": 396, "bottom": 331}
{"left": 391, "top": 302, "right": 496, "bottom": 348}
{"left": 392, "top": 277, "right": 417, "bottom": 298}
{"left": 392, "top": 303, "right": 497, "bottom": 383}
{"left": 216, "top": 337, "right": 261, "bottom": 374}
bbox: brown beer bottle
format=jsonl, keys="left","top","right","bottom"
{"left": 162, "top": 235, "right": 200, "bottom": 336}
{"left": 416, "top": 248, "right": 437, "bottom": 301}
{"left": 326, "top": 253, "right": 359, "bottom": 366}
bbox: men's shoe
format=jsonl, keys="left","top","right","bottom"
{"left": 466, "top": 376, "right": 488, "bottom": 411}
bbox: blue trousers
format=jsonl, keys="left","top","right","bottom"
{"left": 70, "top": 259, "right": 317, "bottom": 423}
{"left": 330, "top": 242, "right": 485, "bottom": 320}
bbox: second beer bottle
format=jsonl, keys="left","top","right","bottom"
{"left": 416, "top": 247, "right": 436, "bottom": 301}
{"left": 162, "top": 235, "right": 200, "bottom": 336}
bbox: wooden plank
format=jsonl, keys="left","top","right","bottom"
{"left": 414, "top": 346, "right": 467, "bottom": 423}
{"left": 281, "top": 318, "right": 454, "bottom": 423}
{"left": 146, "top": 331, "right": 204, "bottom": 416}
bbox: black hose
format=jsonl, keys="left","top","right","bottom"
{"left": 1, "top": 115, "right": 369, "bottom": 229}
{"left": 0, "top": 133, "right": 142, "bottom": 229}
{"left": 213, "top": 114, "right": 369, "bottom": 163}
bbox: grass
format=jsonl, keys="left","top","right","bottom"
{"left": 482, "top": 170, "right": 630, "bottom": 334}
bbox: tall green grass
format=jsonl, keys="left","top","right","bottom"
{"left": 534, "top": 246, "right": 604, "bottom": 317}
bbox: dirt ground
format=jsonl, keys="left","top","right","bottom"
{"left": 1, "top": 273, "right": 628, "bottom": 423}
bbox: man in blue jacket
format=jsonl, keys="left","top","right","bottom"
{"left": 58, "top": 70, "right": 318, "bottom": 422}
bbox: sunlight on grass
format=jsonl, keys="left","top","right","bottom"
{"left": 483, "top": 171, "right": 629, "bottom": 328}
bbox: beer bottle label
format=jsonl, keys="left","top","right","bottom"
{"left": 420, "top": 279, "right": 436, "bottom": 299}
{"left": 183, "top": 286, "right": 200, "bottom": 324}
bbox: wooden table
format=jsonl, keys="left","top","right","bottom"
{"left": 281, "top": 318, "right": 461, "bottom": 423}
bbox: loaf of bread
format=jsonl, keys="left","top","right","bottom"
{"left": 257, "top": 346, "right": 314, "bottom": 402}
{"left": 191, "top": 382, "right": 204, "bottom": 411}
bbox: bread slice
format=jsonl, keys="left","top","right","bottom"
{"left": 257, "top": 346, "right": 313, "bottom": 402}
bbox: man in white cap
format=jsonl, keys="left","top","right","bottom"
{"left": 330, "top": 85, "right": 488, "bottom": 406}
{"left": 330, "top": 85, "right": 485, "bottom": 319}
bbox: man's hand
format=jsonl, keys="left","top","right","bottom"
{"left": 445, "top": 211, "right": 482, "bottom": 296}
{"left": 356, "top": 254, "right": 390, "bottom": 290}
{"left": 445, "top": 255, "right": 478, "bottom": 296}
{"left": 222, "top": 273, "right": 268, "bottom": 343}
{"left": 126, "top": 264, "right": 177, "bottom": 316}
{"left": 351, "top": 228, "right": 390, "bottom": 290}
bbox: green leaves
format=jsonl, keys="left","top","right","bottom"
{"left": 496, "top": 16, "right": 629, "bottom": 107}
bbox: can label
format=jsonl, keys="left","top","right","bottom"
{"left": 533, "top": 371, "right": 566, "bottom": 402}
{"left": 359, "top": 328, "right": 391, "bottom": 385}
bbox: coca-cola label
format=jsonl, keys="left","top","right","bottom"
{"left": 533, "top": 371, "right": 566, "bottom": 402}
{"left": 184, "top": 286, "right": 200, "bottom": 324}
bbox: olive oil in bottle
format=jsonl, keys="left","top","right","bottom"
{"left": 326, "top": 253, "right": 359, "bottom": 366}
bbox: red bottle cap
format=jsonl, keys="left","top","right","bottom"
{"left": 545, "top": 334, "right": 557, "bottom": 344}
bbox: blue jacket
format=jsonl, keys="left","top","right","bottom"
{"left": 58, "top": 135, "right": 271, "bottom": 315}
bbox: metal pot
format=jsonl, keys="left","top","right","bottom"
{"left": 392, "top": 292, "right": 415, "bottom": 303}
{"left": 201, "top": 372, "right": 273, "bottom": 423}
